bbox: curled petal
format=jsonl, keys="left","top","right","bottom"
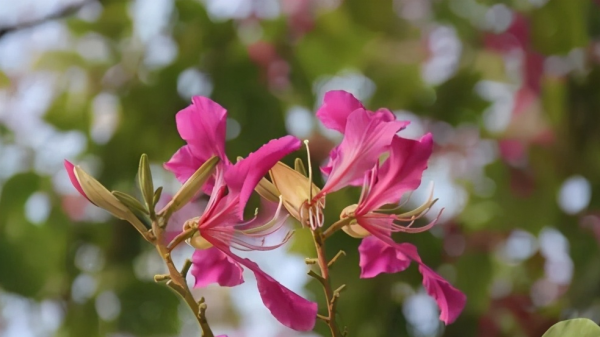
{"left": 362, "top": 229, "right": 466, "bottom": 325}
{"left": 319, "top": 109, "right": 409, "bottom": 195}
{"left": 358, "top": 236, "right": 411, "bottom": 278}
{"left": 419, "top": 264, "right": 467, "bottom": 324}
{"left": 316, "top": 90, "right": 365, "bottom": 133}
{"left": 357, "top": 134, "right": 433, "bottom": 214}
{"left": 207, "top": 240, "right": 317, "bottom": 331}
{"left": 226, "top": 136, "right": 302, "bottom": 219}
{"left": 191, "top": 247, "right": 244, "bottom": 288}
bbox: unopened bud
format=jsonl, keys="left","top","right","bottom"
{"left": 168, "top": 156, "right": 219, "bottom": 214}
{"left": 138, "top": 154, "right": 155, "bottom": 213}
{"left": 73, "top": 166, "right": 147, "bottom": 230}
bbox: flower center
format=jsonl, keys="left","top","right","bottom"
{"left": 340, "top": 204, "right": 370, "bottom": 238}
{"left": 183, "top": 218, "right": 213, "bottom": 250}
{"left": 299, "top": 197, "right": 325, "bottom": 230}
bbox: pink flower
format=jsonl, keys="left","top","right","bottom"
{"left": 269, "top": 90, "right": 411, "bottom": 229}
{"left": 164, "top": 96, "right": 231, "bottom": 192}
{"left": 186, "top": 137, "right": 317, "bottom": 331}
{"left": 341, "top": 135, "right": 466, "bottom": 324}
{"left": 162, "top": 97, "right": 315, "bottom": 330}
{"left": 316, "top": 91, "right": 409, "bottom": 195}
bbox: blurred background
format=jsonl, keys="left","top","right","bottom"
{"left": 1, "top": 0, "right": 600, "bottom": 336}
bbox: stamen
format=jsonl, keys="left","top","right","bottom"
{"left": 238, "top": 196, "right": 285, "bottom": 235}
{"left": 398, "top": 181, "right": 435, "bottom": 218}
{"left": 303, "top": 140, "right": 314, "bottom": 201}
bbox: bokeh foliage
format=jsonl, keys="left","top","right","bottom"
{"left": 2, "top": 0, "right": 600, "bottom": 336}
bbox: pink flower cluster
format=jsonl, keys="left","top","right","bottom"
{"left": 66, "top": 91, "right": 466, "bottom": 332}
{"left": 316, "top": 91, "right": 466, "bottom": 324}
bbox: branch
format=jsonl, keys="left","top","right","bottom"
{"left": 152, "top": 220, "right": 214, "bottom": 337}
{"left": 310, "top": 229, "right": 344, "bottom": 337}
{"left": 0, "top": 0, "right": 97, "bottom": 39}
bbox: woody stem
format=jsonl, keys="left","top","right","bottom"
{"left": 152, "top": 220, "right": 214, "bottom": 337}
{"left": 311, "top": 229, "right": 343, "bottom": 337}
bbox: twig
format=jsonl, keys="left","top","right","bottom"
{"left": 310, "top": 229, "right": 343, "bottom": 337}
{"left": 322, "top": 217, "right": 352, "bottom": 240}
{"left": 152, "top": 220, "right": 214, "bottom": 337}
{"left": 167, "top": 225, "right": 197, "bottom": 252}
{"left": 0, "top": 0, "right": 98, "bottom": 39}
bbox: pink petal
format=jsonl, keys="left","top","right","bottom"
{"left": 315, "top": 90, "right": 364, "bottom": 133}
{"left": 358, "top": 236, "right": 411, "bottom": 278}
{"left": 319, "top": 109, "right": 408, "bottom": 195}
{"left": 164, "top": 145, "right": 205, "bottom": 183}
{"left": 176, "top": 96, "right": 228, "bottom": 163}
{"left": 419, "top": 264, "right": 467, "bottom": 324}
{"left": 363, "top": 230, "right": 466, "bottom": 324}
{"left": 64, "top": 160, "right": 93, "bottom": 204}
{"left": 208, "top": 240, "right": 317, "bottom": 331}
{"left": 225, "top": 136, "right": 301, "bottom": 219}
{"left": 191, "top": 246, "right": 244, "bottom": 287}
{"left": 357, "top": 134, "right": 433, "bottom": 214}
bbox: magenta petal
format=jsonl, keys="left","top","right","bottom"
{"left": 191, "top": 247, "right": 244, "bottom": 287}
{"left": 316, "top": 90, "right": 364, "bottom": 133}
{"left": 64, "top": 160, "right": 93, "bottom": 204}
{"left": 210, "top": 242, "right": 317, "bottom": 331}
{"left": 419, "top": 264, "right": 467, "bottom": 324}
{"left": 176, "top": 96, "right": 229, "bottom": 164}
{"left": 362, "top": 230, "right": 466, "bottom": 324}
{"left": 358, "top": 236, "right": 411, "bottom": 278}
{"left": 358, "top": 134, "right": 433, "bottom": 213}
{"left": 225, "top": 136, "right": 301, "bottom": 219}
{"left": 320, "top": 109, "right": 408, "bottom": 195}
{"left": 164, "top": 145, "right": 204, "bottom": 183}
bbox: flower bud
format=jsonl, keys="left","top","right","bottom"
{"left": 166, "top": 156, "right": 219, "bottom": 214}
{"left": 66, "top": 162, "right": 146, "bottom": 230}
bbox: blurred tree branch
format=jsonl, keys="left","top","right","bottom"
{"left": 0, "top": 0, "right": 98, "bottom": 39}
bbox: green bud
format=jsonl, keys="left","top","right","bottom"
{"left": 138, "top": 154, "right": 155, "bottom": 215}
{"left": 153, "top": 186, "right": 163, "bottom": 209}
{"left": 112, "top": 191, "right": 148, "bottom": 214}
{"left": 168, "top": 156, "right": 219, "bottom": 214}
{"left": 74, "top": 166, "right": 148, "bottom": 233}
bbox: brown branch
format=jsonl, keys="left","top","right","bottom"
{"left": 0, "top": 0, "right": 98, "bottom": 39}
{"left": 152, "top": 220, "right": 214, "bottom": 337}
{"left": 310, "top": 229, "right": 343, "bottom": 337}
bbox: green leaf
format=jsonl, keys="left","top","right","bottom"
{"left": 542, "top": 318, "right": 600, "bottom": 337}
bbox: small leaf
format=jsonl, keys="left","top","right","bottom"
{"left": 138, "top": 154, "right": 155, "bottom": 215}
{"left": 542, "top": 318, "right": 600, "bottom": 337}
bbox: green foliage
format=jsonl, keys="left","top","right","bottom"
{"left": 3, "top": 0, "right": 600, "bottom": 336}
{"left": 542, "top": 318, "right": 600, "bottom": 337}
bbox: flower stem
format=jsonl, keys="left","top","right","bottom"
{"left": 152, "top": 220, "right": 214, "bottom": 337}
{"left": 310, "top": 229, "right": 344, "bottom": 337}
{"left": 322, "top": 217, "right": 352, "bottom": 240}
